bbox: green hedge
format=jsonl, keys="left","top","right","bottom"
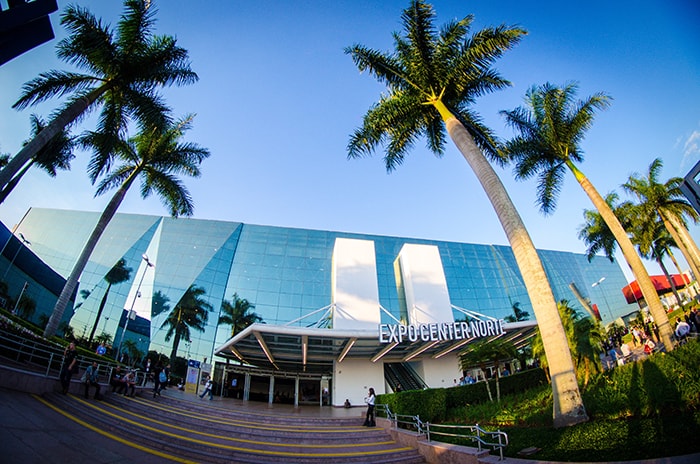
{"left": 584, "top": 340, "right": 700, "bottom": 419}
{"left": 378, "top": 368, "right": 548, "bottom": 423}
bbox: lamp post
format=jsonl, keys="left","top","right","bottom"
{"left": 2, "top": 233, "right": 30, "bottom": 281}
{"left": 116, "top": 254, "right": 154, "bottom": 359}
{"left": 592, "top": 277, "right": 613, "bottom": 321}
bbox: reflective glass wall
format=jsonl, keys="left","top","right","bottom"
{"left": 16, "top": 207, "right": 630, "bottom": 364}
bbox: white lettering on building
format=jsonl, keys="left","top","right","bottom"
{"left": 378, "top": 320, "right": 506, "bottom": 344}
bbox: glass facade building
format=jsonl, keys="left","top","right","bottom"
{"left": 12, "top": 207, "right": 631, "bottom": 364}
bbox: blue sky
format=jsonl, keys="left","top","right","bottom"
{"left": 0, "top": 0, "right": 698, "bottom": 283}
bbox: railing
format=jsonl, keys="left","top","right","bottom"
{"left": 426, "top": 422, "right": 509, "bottom": 461}
{"left": 376, "top": 403, "right": 508, "bottom": 461}
{"left": 0, "top": 324, "right": 141, "bottom": 385}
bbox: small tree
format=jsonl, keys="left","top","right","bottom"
{"left": 460, "top": 337, "right": 517, "bottom": 402}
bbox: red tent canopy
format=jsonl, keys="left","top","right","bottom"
{"left": 621, "top": 274, "right": 691, "bottom": 304}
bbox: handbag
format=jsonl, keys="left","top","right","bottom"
{"left": 159, "top": 370, "right": 167, "bottom": 383}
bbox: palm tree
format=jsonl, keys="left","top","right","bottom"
{"left": 122, "top": 339, "right": 142, "bottom": 367}
{"left": 502, "top": 82, "right": 674, "bottom": 351}
{"left": 160, "top": 284, "right": 212, "bottom": 362}
{"left": 504, "top": 301, "right": 529, "bottom": 323}
{"left": 3, "top": 0, "right": 197, "bottom": 195}
{"left": 0, "top": 115, "right": 75, "bottom": 204}
{"left": 346, "top": 1, "right": 586, "bottom": 427}
{"left": 531, "top": 300, "right": 604, "bottom": 387}
{"left": 579, "top": 199, "right": 683, "bottom": 310}
{"left": 94, "top": 331, "right": 113, "bottom": 347}
{"left": 43, "top": 115, "right": 209, "bottom": 338}
{"left": 217, "top": 293, "right": 261, "bottom": 338}
{"left": 460, "top": 338, "right": 517, "bottom": 402}
{"left": 88, "top": 258, "right": 132, "bottom": 344}
{"left": 631, "top": 217, "right": 684, "bottom": 306}
{"left": 622, "top": 158, "right": 700, "bottom": 284}
{"left": 578, "top": 192, "right": 624, "bottom": 262}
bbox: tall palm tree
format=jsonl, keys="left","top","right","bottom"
{"left": 502, "top": 82, "right": 674, "bottom": 351}
{"left": 161, "top": 284, "right": 212, "bottom": 362}
{"left": 0, "top": 115, "right": 75, "bottom": 204}
{"left": 631, "top": 216, "right": 684, "bottom": 306}
{"left": 622, "top": 158, "right": 700, "bottom": 283}
{"left": 3, "top": 0, "right": 197, "bottom": 195}
{"left": 217, "top": 293, "right": 261, "bottom": 338}
{"left": 43, "top": 115, "right": 209, "bottom": 338}
{"left": 578, "top": 192, "right": 625, "bottom": 262}
{"left": 88, "top": 258, "right": 132, "bottom": 344}
{"left": 346, "top": 1, "right": 586, "bottom": 427}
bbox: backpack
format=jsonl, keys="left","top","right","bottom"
{"left": 159, "top": 370, "right": 167, "bottom": 383}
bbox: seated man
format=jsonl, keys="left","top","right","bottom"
{"left": 83, "top": 361, "right": 102, "bottom": 400}
{"left": 110, "top": 366, "right": 126, "bottom": 394}
{"left": 122, "top": 370, "right": 137, "bottom": 397}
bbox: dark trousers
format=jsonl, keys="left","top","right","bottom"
{"left": 364, "top": 405, "right": 375, "bottom": 426}
{"left": 59, "top": 368, "right": 73, "bottom": 393}
{"left": 84, "top": 380, "right": 101, "bottom": 399}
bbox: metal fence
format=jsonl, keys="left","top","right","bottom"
{"left": 0, "top": 324, "right": 143, "bottom": 385}
{"left": 376, "top": 403, "right": 509, "bottom": 461}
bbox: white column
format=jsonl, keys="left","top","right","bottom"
{"left": 294, "top": 377, "right": 300, "bottom": 407}
{"left": 244, "top": 373, "right": 251, "bottom": 401}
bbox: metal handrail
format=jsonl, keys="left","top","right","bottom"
{"left": 376, "top": 403, "right": 508, "bottom": 460}
{"left": 376, "top": 403, "right": 426, "bottom": 434}
{"left": 0, "top": 323, "right": 139, "bottom": 384}
{"left": 426, "top": 422, "right": 509, "bottom": 461}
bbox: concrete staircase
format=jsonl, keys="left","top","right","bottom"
{"left": 42, "top": 391, "right": 426, "bottom": 463}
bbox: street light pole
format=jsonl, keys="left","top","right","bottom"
{"left": 116, "top": 254, "right": 154, "bottom": 359}
{"left": 2, "top": 233, "right": 30, "bottom": 281}
{"left": 592, "top": 276, "right": 614, "bottom": 321}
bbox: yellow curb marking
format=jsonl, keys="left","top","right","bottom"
{"left": 130, "top": 395, "right": 371, "bottom": 433}
{"left": 88, "top": 397, "right": 395, "bottom": 449}
{"left": 32, "top": 394, "right": 196, "bottom": 464}
{"left": 56, "top": 395, "right": 412, "bottom": 458}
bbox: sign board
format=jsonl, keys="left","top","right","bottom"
{"left": 185, "top": 366, "right": 199, "bottom": 394}
{"left": 379, "top": 319, "right": 506, "bottom": 344}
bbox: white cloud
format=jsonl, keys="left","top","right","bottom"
{"left": 682, "top": 129, "right": 700, "bottom": 169}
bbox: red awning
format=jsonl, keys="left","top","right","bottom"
{"left": 621, "top": 274, "right": 691, "bottom": 304}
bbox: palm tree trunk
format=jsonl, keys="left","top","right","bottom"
{"left": 661, "top": 211, "right": 700, "bottom": 281}
{"left": 654, "top": 251, "right": 682, "bottom": 307}
{"left": 666, "top": 248, "right": 697, "bottom": 298}
{"left": 0, "top": 161, "right": 34, "bottom": 204}
{"left": 494, "top": 365, "right": 501, "bottom": 403}
{"left": 565, "top": 161, "right": 674, "bottom": 350}
{"left": 434, "top": 100, "right": 587, "bottom": 427}
{"left": 43, "top": 170, "right": 137, "bottom": 338}
{"left": 170, "top": 331, "right": 181, "bottom": 363}
{"left": 0, "top": 86, "right": 106, "bottom": 194}
{"left": 88, "top": 282, "right": 112, "bottom": 344}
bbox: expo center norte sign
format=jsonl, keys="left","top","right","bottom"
{"left": 378, "top": 319, "right": 507, "bottom": 344}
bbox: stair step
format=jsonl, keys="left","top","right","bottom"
{"left": 42, "top": 392, "right": 426, "bottom": 464}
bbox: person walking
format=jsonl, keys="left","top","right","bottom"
{"left": 142, "top": 357, "right": 152, "bottom": 386}
{"left": 154, "top": 364, "right": 170, "bottom": 397}
{"left": 82, "top": 361, "right": 102, "bottom": 400}
{"left": 199, "top": 375, "right": 214, "bottom": 400}
{"left": 59, "top": 341, "right": 78, "bottom": 394}
{"left": 152, "top": 362, "right": 162, "bottom": 397}
{"left": 363, "top": 387, "right": 376, "bottom": 427}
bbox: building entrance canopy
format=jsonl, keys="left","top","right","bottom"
{"left": 214, "top": 320, "right": 539, "bottom": 376}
